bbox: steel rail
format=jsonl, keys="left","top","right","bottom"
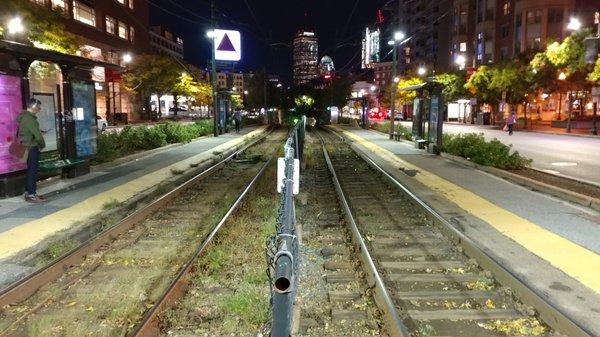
{"left": 324, "top": 127, "right": 593, "bottom": 337}
{"left": 0, "top": 131, "right": 271, "bottom": 309}
{"left": 131, "top": 146, "right": 277, "bottom": 337}
{"left": 316, "top": 130, "right": 411, "bottom": 337}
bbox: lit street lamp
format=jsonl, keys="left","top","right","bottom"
{"left": 388, "top": 31, "right": 405, "bottom": 139}
{"left": 455, "top": 54, "right": 466, "bottom": 70}
{"left": 122, "top": 53, "right": 133, "bottom": 64}
{"left": 567, "top": 17, "right": 582, "bottom": 31}
{"left": 370, "top": 85, "right": 377, "bottom": 92}
{"left": 7, "top": 17, "right": 24, "bottom": 35}
{"left": 418, "top": 66, "right": 427, "bottom": 76}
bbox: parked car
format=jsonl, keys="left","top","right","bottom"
{"left": 386, "top": 111, "right": 404, "bottom": 121}
{"left": 96, "top": 116, "right": 107, "bottom": 132}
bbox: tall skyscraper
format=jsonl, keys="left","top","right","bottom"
{"left": 293, "top": 31, "right": 319, "bottom": 85}
{"left": 397, "top": 0, "right": 453, "bottom": 74}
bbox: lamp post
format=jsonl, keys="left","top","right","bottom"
{"left": 206, "top": 0, "right": 219, "bottom": 136}
{"left": 388, "top": 31, "right": 405, "bottom": 139}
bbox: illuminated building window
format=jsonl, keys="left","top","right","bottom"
{"left": 118, "top": 22, "right": 128, "bottom": 39}
{"left": 503, "top": 2, "right": 511, "bottom": 15}
{"left": 105, "top": 16, "right": 116, "bottom": 34}
{"left": 130, "top": 26, "right": 135, "bottom": 42}
{"left": 51, "top": 0, "right": 66, "bottom": 11}
{"left": 460, "top": 42, "right": 467, "bottom": 52}
{"left": 73, "top": 1, "right": 96, "bottom": 27}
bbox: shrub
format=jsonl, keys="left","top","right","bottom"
{"left": 370, "top": 121, "right": 413, "bottom": 141}
{"left": 95, "top": 121, "right": 214, "bottom": 164}
{"left": 442, "top": 133, "right": 531, "bottom": 169}
{"left": 96, "top": 132, "right": 121, "bottom": 163}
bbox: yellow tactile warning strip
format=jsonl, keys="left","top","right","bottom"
{"left": 0, "top": 127, "right": 267, "bottom": 260}
{"left": 334, "top": 126, "right": 600, "bottom": 294}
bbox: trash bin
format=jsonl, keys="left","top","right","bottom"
{"left": 483, "top": 112, "right": 491, "bottom": 125}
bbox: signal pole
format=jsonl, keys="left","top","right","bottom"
{"left": 211, "top": 0, "right": 219, "bottom": 137}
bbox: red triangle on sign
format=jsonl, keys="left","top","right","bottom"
{"left": 217, "top": 33, "right": 236, "bottom": 52}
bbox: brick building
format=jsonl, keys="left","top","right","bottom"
{"left": 28, "top": 0, "right": 151, "bottom": 122}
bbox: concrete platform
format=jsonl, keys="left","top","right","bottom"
{"left": 0, "top": 127, "right": 266, "bottom": 266}
{"left": 331, "top": 126, "right": 600, "bottom": 336}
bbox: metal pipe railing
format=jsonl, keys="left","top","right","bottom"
{"left": 268, "top": 116, "right": 306, "bottom": 337}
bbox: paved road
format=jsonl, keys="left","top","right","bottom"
{"left": 400, "top": 122, "right": 600, "bottom": 186}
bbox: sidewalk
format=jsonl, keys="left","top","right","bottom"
{"left": 0, "top": 127, "right": 266, "bottom": 283}
{"left": 332, "top": 126, "right": 600, "bottom": 335}
{"left": 397, "top": 121, "right": 600, "bottom": 186}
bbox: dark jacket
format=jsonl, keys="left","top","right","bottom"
{"left": 18, "top": 111, "right": 46, "bottom": 149}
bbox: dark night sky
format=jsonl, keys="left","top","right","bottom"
{"left": 149, "top": 0, "right": 392, "bottom": 83}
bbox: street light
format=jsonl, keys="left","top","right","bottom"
{"left": 7, "top": 17, "right": 24, "bottom": 35}
{"left": 388, "top": 31, "right": 405, "bottom": 139}
{"left": 370, "top": 85, "right": 377, "bottom": 92}
{"left": 394, "top": 31, "right": 405, "bottom": 42}
{"left": 394, "top": 77, "right": 400, "bottom": 83}
{"left": 558, "top": 71, "right": 567, "bottom": 81}
{"left": 567, "top": 17, "right": 582, "bottom": 31}
{"left": 455, "top": 54, "right": 466, "bottom": 70}
{"left": 232, "top": 86, "right": 237, "bottom": 92}
{"left": 244, "top": 90, "right": 248, "bottom": 95}
{"left": 122, "top": 53, "right": 132, "bottom": 64}
{"left": 418, "top": 66, "right": 427, "bottom": 76}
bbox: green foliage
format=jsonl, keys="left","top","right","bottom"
{"left": 395, "top": 77, "right": 424, "bottom": 105}
{"left": 529, "top": 30, "right": 593, "bottom": 91}
{"left": 0, "top": 0, "right": 81, "bottom": 53}
{"left": 434, "top": 73, "right": 467, "bottom": 102}
{"left": 545, "top": 34, "right": 586, "bottom": 76}
{"left": 588, "top": 57, "right": 600, "bottom": 83}
{"left": 230, "top": 94, "right": 244, "bottom": 109}
{"left": 94, "top": 121, "right": 213, "bottom": 163}
{"left": 442, "top": 133, "right": 531, "bottom": 169}
{"left": 370, "top": 121, "right": 412, "bottom": 141}
{"left": 465, "top": 65, "right": 501, "bottom": 104}
{"left": 489, "top": 62, "right": 533, "bottom": 104}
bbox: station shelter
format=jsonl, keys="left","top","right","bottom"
{"left": 0, "top": 40, "right": 122, "bottom": 198}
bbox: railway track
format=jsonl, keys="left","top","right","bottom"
{"left": 315, "top": 128, "right": 562, "bottom": 337}
{"left": 294, "top": 131, "right": 384, "bottom": 336}
{"left": 0, "top": 131, "right": 284, "bottom": 337}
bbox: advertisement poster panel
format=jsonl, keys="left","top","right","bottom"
{"left": 0, "top": 75, "right": 24, "bottom": 175}
{"left": 72, "top": 81, "right": 97, "bottom": 158}
{"left": 32, "top": 93, "right": 58, "bottom": 152}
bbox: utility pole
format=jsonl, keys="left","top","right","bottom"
{"left": 211, "top": 0, "right": 219, "bottom": 137}
{"left": 389, "top": 42, "right": 398, "bottom": 139}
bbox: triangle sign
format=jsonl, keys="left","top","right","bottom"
{"left": 217, "top": 34, "right": 236, "bottom": 52}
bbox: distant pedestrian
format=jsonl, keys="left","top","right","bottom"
{"left": 506, "top": 111, "right": 516, "bottom": 136}
{"left": 18, "top": 99, "right": 46, "bottom": 203}
{"left": 234, "top": 109, "right": 242, "bottom": 133}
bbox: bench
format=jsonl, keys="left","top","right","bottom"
{"left": 415, "top": 139, "right": 428, "bottom": 149}
{"left": 39, "top": 158, "right": 86, "bottom": 173}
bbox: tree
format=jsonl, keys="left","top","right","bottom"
{"left": 0, "top": 0, "right": 80, "bottom": 54}
{"left": 329, "top": 76, "right": 352, "bottom": 108}
{"left": 231, "top": 94, "right": 243, "bottom": 109}
{"left": 395, "top": 77, "right": 424, "bottom": 105}
{"left": 123, "top": 55, "right": 180, "bottom": 119}
{"left": 465, "top": 65, "right": 501, "bottom": 105}
{"left": 434, "top": 73, "right": 467, "bottom": 103}
{"left": 489, "top": 62, "right": 533, "bottom": 104}
{"left": 587, "top": 57, "right": 600, "bottom": 84}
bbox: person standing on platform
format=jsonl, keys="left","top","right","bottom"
{"left": 18, "top": 99, "right": 46, "bottom": 203}
{"left": 234, "top": 109, "right": 242, "bottom": 134}
{"left": 506, "top": 111, "right": 516, "bottom": 136}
